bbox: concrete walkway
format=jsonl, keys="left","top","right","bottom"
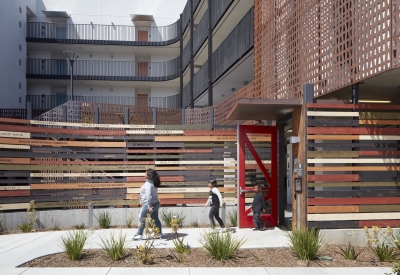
{"left": 0, "top": 227, "right": 392, "bottom": 275}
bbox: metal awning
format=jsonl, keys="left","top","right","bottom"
{"left": 227, "top": 98, "right": 303, "bottom": 121}
{"left": 130, "top": 14, "right": 154, "bottom": 22}
{"left": 42, "top": 11, "right": 70, "bottom": 18}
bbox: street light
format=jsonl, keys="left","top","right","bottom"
{"left": 63, "top": 50, "right": 79, "bottom": 100}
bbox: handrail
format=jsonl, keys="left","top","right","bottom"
{"left": 26, "top": 94, "right": 181, "bottom": 110}
{"left": 27, "top": 20, "right": 180, "bottom": 44}
{"left": 26, "top": 58, "right": 180, "bottom": 80}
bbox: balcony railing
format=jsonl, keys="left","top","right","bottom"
{"left": 27, "top": 21, "right": 180, "bottom": 45}
{"left": 27, "top": 58, "right": 180, "bottom": 81}
{"left": 26, "top": 94, "right": 181, "bottom": 110}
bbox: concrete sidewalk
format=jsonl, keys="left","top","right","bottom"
{"left": 0, "top": 228, "right": 392, "bottom": 275}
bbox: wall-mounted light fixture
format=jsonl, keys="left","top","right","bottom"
{"left": 110, "top": 88, "right": 113, "bottom": 91}
{"left": 90, "top": 87, "right": 93, "bottom": 91}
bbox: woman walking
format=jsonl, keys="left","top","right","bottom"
{"left": 133, "top": 169, "right": 162, "bottom": 240}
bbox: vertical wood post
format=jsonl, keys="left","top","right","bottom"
{"left": 292, "top": 84, "right": 313, "bottom": 229}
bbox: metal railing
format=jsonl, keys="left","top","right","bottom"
{"left": 27, "top": 58, "right": 180, "bottom": 80}
{"left": 193, "top": 10, "right": 209, "bottom": 54}
{"left": 27, "top": 21, "right": 180, "bottom": 44}
{"left": 212, "top": 0, "right": 234, "bottom": 28}
{"left": 183, "top": 7, "right": 254, "bottom": 107}
{"left": 26, "top": 94, "right": 181, "bottom": 110}
{"left": 211, "top": 7, "right": 254, "bottom": 82}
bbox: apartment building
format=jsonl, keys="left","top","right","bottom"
{"left": 0, "top": 0, "right": 255, "bottom": 114}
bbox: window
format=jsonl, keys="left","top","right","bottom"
{"left": 19, "top": 82, "right": 22, "bottom": 89}
{"left": 19, "top": 7, "right": 22, "bottom": 13}
{"left": 19, "top": 44, "right": 22, "bottom": 51}
{"left": 19, "top": 21, "right": 21, "bottom": 28}
{"left": 19, "top": 59, "right": 22, "bottom": 66}
{"left": 19, "top": 97, "right": 21, "bottom": 103}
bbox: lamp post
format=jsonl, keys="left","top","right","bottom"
{"left": 63, "top": 50, "right": 79, "bottom": 100}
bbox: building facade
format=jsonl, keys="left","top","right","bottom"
{"left": 0, "top": 0, "right": 255, "bottom": 114}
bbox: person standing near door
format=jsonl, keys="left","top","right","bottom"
{"left": 252, "top": 182, "right": 267, "bottom": 230}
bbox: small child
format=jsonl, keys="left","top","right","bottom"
{"left": 204, "top": 179, "right": 225, "bottom": 230}
{"left": 252, "top": 183, "right": 267, "bottom": 230}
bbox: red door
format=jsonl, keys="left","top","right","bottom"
{"left": 138, "top": 30, "right": 148, "bottom": 42}
{"left": 238, "top": 125, "right": 278, "bottom": 228}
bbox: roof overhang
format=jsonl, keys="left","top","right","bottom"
{"left": 130, "top": 14, "right": 154, "bottom": 22}
{"left": 42, "top": 11, "right": 70, "bottom": 18}
{"left": 227, "top": 98, "right": 303, "bottom": 121}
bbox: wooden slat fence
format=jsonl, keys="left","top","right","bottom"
{"left": 307, "top": 102, "right": 400, "bottom": 229}
{"left": 0, "top": 117, "right": 269, "bottom": 210}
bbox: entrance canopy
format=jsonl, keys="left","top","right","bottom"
{"left": 227, "top": 98, "right": 302, "bottom": 121}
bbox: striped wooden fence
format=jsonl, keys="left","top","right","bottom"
{"left": 0, "top": 117, "right": 269, "bottom": 211}
{"left": 307, "top": 102, "right": 400, "bottom": 228}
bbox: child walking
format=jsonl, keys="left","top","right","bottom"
{"left": 252, "top": 182, "right": 267, "bottom": 230}
{"left": 204, "top": 179, "right": 225, "bottom": 230}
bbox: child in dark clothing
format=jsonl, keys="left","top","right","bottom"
{"left": 204, "top": 179, "right": 225, "bottom": 230}
{"left": 252, "top": 183, "right": 267, "bottom": 230}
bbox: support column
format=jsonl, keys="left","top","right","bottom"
{"left": 277, "top": 123, "right": 286, "bottom": 227}
{"left": 190, "top": 0, "right": 194, "bottom": 109}
{"left": 352, "top": 83, "right": 359, "bottom": 104}
{"left": 179, "top": 14, "right": 184, "bottom": 108}
{"left": 292, "top": 84, "right": 313, "bottom": 229}
{"left": 26, "top": 101, "right": 32, "bottom": 120}
{"left": 207, "top": 0, "right": 213, "bottom": 106}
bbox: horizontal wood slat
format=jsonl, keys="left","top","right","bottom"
{"left": 308, "top": 190, "right": 400, "bottom": 198}
{"left": 359, "top": 119, "right": 400, "bottom": 125}
{"left": 0, "top": 190, "right": 30, "bottom": 197}
{"left": 308, "top": 197, "right": 400, "bottom": 205}
{"left": 307, "top": 103, "right": 400, "bottom": 110}
{"left": 308, "top": 206, "right": 359, "bottom": 213}
{"left": 308, "top": 174, "right": 359, "bottom": 182}
{"left": 0, "top": 137, "right": 126, "bottom": 148}
{"left": 359, "top": 220, "right": 400, "bottom": 227}
{"left": 307, "top": 151, "right": 359, "bottom": 158}
{"left": 308, "top": 212, "right": 400, "bottom": 221}
{"left": 308, "top": 166, "right": 400, "bottom": 172}
{"left": 308, "top": 127, "right": 400, "bottom": 135}
{"left": 308, "top": 181, "right": 400, "bottom": 187}
{"left": 307, "top": 111, "right": 359, "bottom": 117}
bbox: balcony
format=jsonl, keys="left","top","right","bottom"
{"left": 26, "top": 94, "right": 181, "bottom": 112}
{"left": 26, "top": 58, "right": 180, "bottom": 81}
{"left": 26, "top": 21, "right": 180, "bottom": 46}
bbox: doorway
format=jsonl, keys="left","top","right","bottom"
{"left": 238, "top": 125, "right": 278, "bottom": 228}
{"left": 137, "top": 94, "right": 148, "bottom": 107}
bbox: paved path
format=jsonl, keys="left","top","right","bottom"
{"left": 0, "top": 227, "right": 392, "bottom": 275}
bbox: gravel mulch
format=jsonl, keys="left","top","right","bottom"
{"left": 20, "top": 245, "right": 395, "bottom": 268}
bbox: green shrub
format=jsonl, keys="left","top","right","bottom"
{"left": 161, "top": 210, "right": 186, "bottom": 227}
{"left": 99, "top": 230, "right": 127, "bottom": 261}
{"left": 227, "top": 209, "right": 237, "bottom": 227}
{"left": 337, "top": 242, "right": 365, "bottom": 260}
{"left": 199, "top": 229, "right": 246, "bottom": 260}
{"left": 365, "top": 226, "right": 396, "bottom": 262}
{"left": 393, "top": 229, "right": 400, "bottom": 252}
{"left": 190, "top": 221, "right": 199, "bottom": 228}
{"left": 18, "top": 222, "right": 33, "bottom": 233}
{"left": 60, "top": 230, "right": 92, "bottom": 261}
{"left": 171, "top": 237, "right": 190, "bottom": 262}
{"left": 95, "top": 211, "right": 112, "bottom": 229}
{"left": 126, "top": 212, "right": 134, "bottom": 228}
{"left": 0, "top": 211, "right": 4, "bottom": 233}
{"left": 18, "top": 200, "right": 37, "bottom": 233}
{"left": 285, "top": 227, "right": 323, "bottom": 261}
{"left": 51, "top": 221, "right": 60, "bottom": 231}
{"left": 74, "top": 223, "right": 86, "bottom": 229}
{"left": 136, "top": 214, "right": 160, "bottom": 264}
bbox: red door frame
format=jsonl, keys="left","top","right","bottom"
{"left": 238, "top": 125, "right": 278, "bottom": 228}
